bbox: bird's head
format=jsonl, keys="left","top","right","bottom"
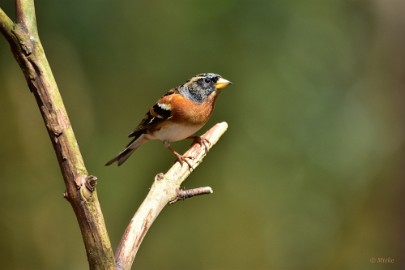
{"left": 180, "top": 73, "right": 232, "bottom": 103}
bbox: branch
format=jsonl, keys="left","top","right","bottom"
{"left": 169, "top": 186, "right": 214, "bottom": 204}
{"left": 0, "top": 8, "right": 14, "bottom": 41}
{"left": 115, "top": 122, "right": 228, "bottom": 270}
{"left": 0, "top": 3, "right": 115, "bottom": 269}
{"left": 15, "top": 0, "right": 38, "bottom": 38}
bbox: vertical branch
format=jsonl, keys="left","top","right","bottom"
{"left": 15, "top": 0, "right": 38, "bottom": 37}
{"left": 0, "top": 3, "right": 115, "bottom": 270}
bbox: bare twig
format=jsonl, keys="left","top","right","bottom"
{"left": 169, "top": 186, "right": 213, "bottom": 204}
{"left": 0, "top": 3, "right": 115, "bottom": 269}
{"left": 115, "top": 122, "right": 228, "bottom": 270}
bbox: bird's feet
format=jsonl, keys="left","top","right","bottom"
{"left": 188, "top": 136, "right": 211, "bottom": 153}
{"left": 163, "top": 141, "right": 194, "bottom": 169}
{"left": 172, "top": 151, "right": 194, "bottom": 169}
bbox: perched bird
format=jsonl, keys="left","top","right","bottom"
{"left": 105, "top": 73, "right": 232, "bottom": 167}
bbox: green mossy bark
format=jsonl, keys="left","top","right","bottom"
{"left": 1, "top": 3, "right": 115, "bottom": 269}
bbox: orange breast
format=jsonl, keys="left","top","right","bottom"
{"left": 164, "top": 93, "right": 218, "bottom": 125}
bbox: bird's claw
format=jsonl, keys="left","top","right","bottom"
{"left": 173, "top": 152, "right": 195, "bottom": 170}
{"left": 189, "top": 136, "right": 211, "bottom": 153}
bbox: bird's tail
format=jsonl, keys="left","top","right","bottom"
{"left": 105, "top": 135, "right": 148, "bottom": 166}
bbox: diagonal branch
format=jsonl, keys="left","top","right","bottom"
{"left": 115, "top": 122, "right": 228, "bottom": 270}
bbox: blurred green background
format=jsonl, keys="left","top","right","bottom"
{"left": 1, "top": 0, "right": 404, "bottom": 269}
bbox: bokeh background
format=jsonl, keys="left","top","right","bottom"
{"left": 1, "top": 0, "right": 404, "bottom": 269}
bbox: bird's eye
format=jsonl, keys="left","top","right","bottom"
{"left": 204, "top": 78, "right": 211, "bottom": 83}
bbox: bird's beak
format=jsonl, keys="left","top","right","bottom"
{"left": 215, "top": 78, "right": 232, "bottom": 90}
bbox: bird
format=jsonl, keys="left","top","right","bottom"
{"left": 105, "top": 73, "right": 232, "bottom": 167}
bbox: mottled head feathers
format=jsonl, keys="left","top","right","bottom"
{"left": 179, "top": 73, "right": 231, "bottom": 103}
